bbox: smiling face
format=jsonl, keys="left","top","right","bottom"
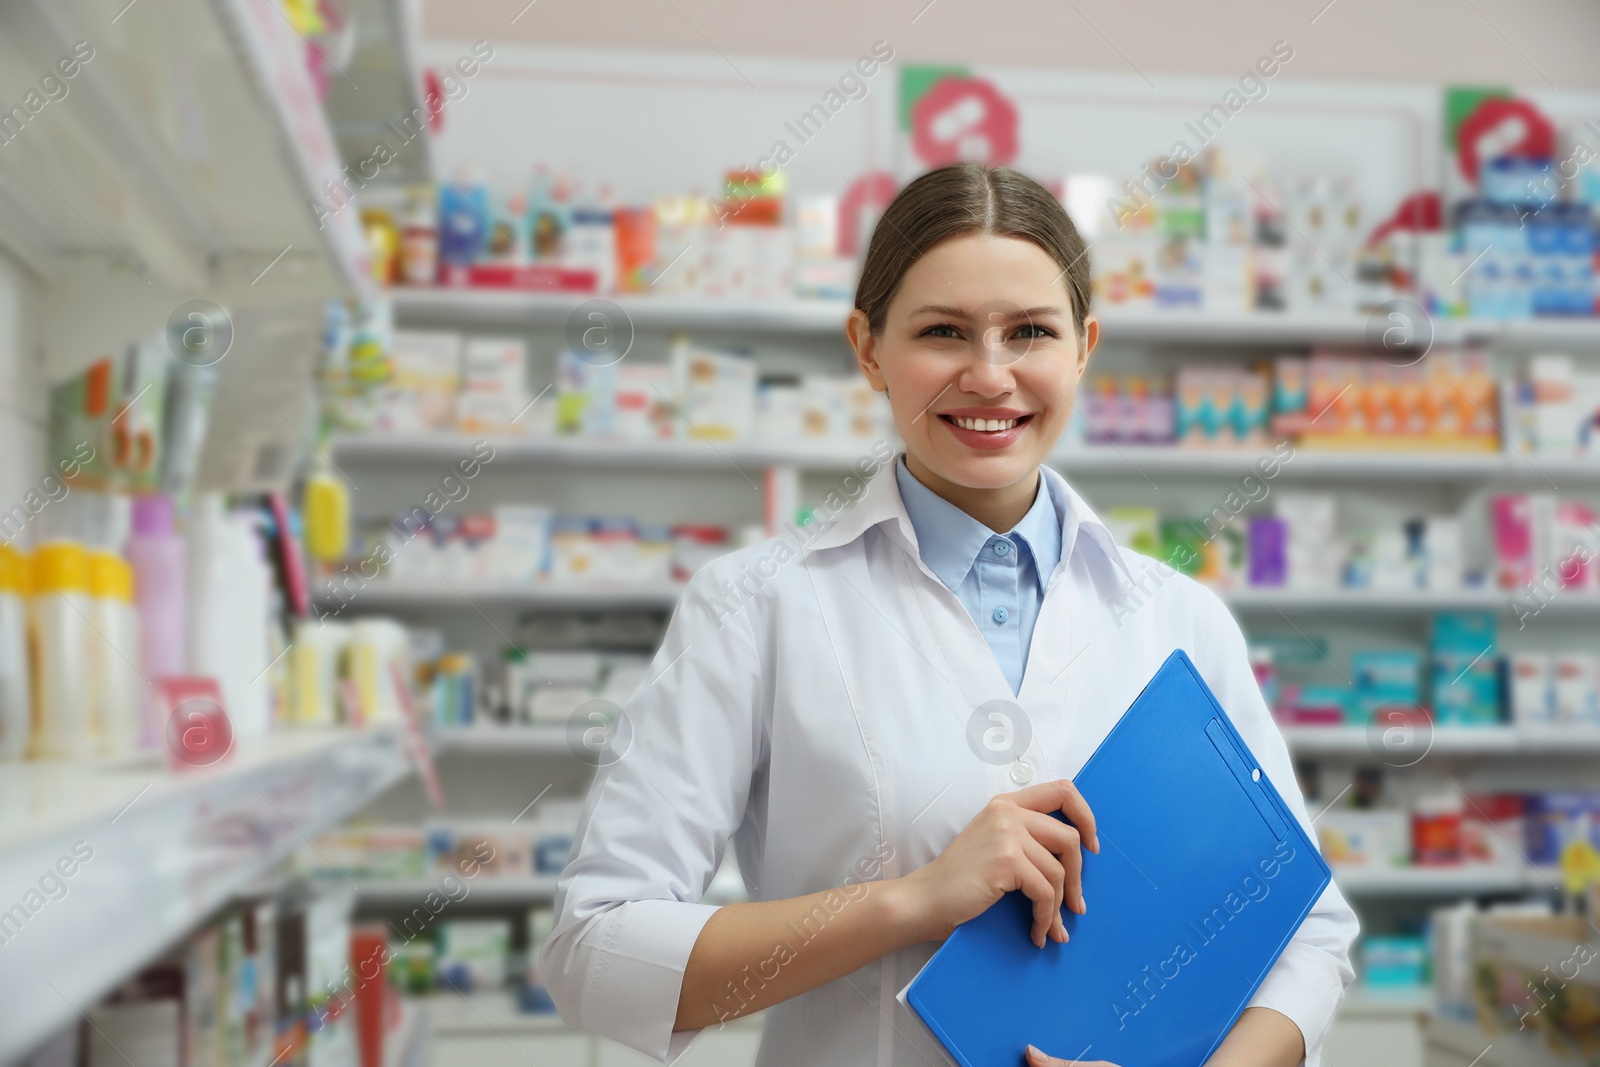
{"left": 848, "top": 232, "right": 1098, "bottom": 518}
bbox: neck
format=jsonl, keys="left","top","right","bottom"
{"left": 903, "top": 454, "right": 1041, "bottom": 533}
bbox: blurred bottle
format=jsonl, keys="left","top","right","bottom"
{"left": 30, "top": 542, "right": 92, "bottom": 759}
{"left": 88, "top": 550, "right": 140, "bottom": 757}
{"left": 127, "top": 495, "right": 186, "bottom": 745}
{"left": 0, "top": 545, "right": 29, "bottom": 760}
{"left": 188, "top": 495, "right": 274, "bottom": 737}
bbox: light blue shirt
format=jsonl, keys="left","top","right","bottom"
{"left": 894, "top": 457, "right": 1063, "bottom": 695}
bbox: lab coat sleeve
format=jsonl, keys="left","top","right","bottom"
{"left": 1192, "top": 587, "right": 1360, "bottom": 1067}
{"left": 540, "top": 557, "right": 767, "bottom": 1062}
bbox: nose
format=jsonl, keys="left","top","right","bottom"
{"left": 956, "top": 347, "right": 1018, "bottom": 399}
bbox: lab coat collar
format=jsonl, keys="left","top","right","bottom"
{"left": 893, "top": 456, "right": 1060, "bottom": 594}
{"left": 801, "top": 453, "right": 1135, "bottom": 587}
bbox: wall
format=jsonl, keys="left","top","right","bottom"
{"left": 0, "top": 249, "right": 45, "bottom": 536}
{"left": 425, "top": 0, "right": 1600, "bottom": 91}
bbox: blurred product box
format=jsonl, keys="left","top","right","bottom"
{"left": 1360, "top": 934, "right": 1428, "bottom": 988}
{"left": 375, "top": 331, "right": 460, "bottom": 432}
{"left": 670, "top": 338, "right": 755, "bottom": 440}
{"left": 1460, "top": 794, "right": 1527, "bottom": 867}
{"left": 436, "top": 920, "right": 511, "bottom": 993}
{"left": 1412, "top": 792, "right": 1464, "bottom": 865}
{"left": 1470, "top": 913, "right": 1600, "bottom": 1051}
{"left": 1318, "top": 809, "right": 1409, "bottom": 867}
{"left": 1352, "top": 650, "right": 1422, "bottom": 721}
{"left": 457, "top": 337, "right": 529, "bottom": 435}
{"left": 311, "top": 826, "right": 427, "bottom": 881}
{"left": 1524, "top": 791, "right": 1600, "bottom": 866}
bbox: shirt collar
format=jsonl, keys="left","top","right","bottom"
{"left": 799, "top": 452, "right": 1134, "bottom": 588}
{"left": 894, "top": 457, "right": 1061, "bottom": 593}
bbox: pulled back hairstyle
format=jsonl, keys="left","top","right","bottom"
{"left": 853, "top": 162, "right": 1092, "bottom": 339}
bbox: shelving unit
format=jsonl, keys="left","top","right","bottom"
{"left": 386, "top": 288, "right": 1600, "bottom": 350}
{"left": 0, "top": 0, "right": 370, "bottom": 302}
{"left": 338, "top": 211, "right": 1600, "bottom": 1067}
{"left": 332, "top": 430, "right": 1600, "bottom": 485}
{"left": 0, "top": 728, "right": 415, "bottom": 1065}
{"left": 313, "top": 577, "right": 1583, "bottom": 618}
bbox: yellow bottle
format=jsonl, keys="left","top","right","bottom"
{"left": 305, "top": 461, "right": 350, "bottom": 564}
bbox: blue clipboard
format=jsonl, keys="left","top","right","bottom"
{"left": 906, "top": 649, "right": 1330, "bottom": 1067}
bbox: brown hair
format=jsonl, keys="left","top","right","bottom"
{"left": 853, "top": 162, "right": 1092, "bottom": 338}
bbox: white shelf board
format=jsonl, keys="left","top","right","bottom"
{"left": 315, "top": 578, "right": 1600, "bottom": 618}
{"left": 1331, "top": 864, "right": 1531, "bottom": 896}
{"left": 432, "top": 725, "right": 571, "bottom": 755}
{"left": 316, "top": 578, "right": 686, "bottom": 611}
{"left": 421, "top": 991, "right": 763, "bottom": 1036}
{"left": 1339, "top": 984, "right": 1434, "bottom": 1019}
{"left": 1283, "top": 724, "right": 1600, "bottom": 755}
{"left": 323, "top": 0, "right": 435, "bottom": 188}
{"left": 385, "top": 288, "right": 1600, "bottom": 347}
{"left": 0, "top": 728, "right": 413, "bottom": 1065}
{"left": 331, "top": 432, "right": 884, "bottom": 471}
{"left": 356, "top": 875, "right": 560, "bottom": 905}
{"left": 390, "top": 288, "right": 854, "bottom": 334}
{"left": 0, "top": 0, "right": 369, "bottom": 296}
{"left": 330, "top": 433, "right": 1600, "bottom": 485}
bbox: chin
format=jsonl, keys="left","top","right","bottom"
{"left": 925, "top": 449, "right": 1041, "bottom": 491}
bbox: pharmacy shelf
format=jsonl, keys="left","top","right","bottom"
{"left": 329, "top": 432, "right": 1600, "bottom": 485}
{"left": 1283, "top": 724, "right": 1600, "bottom": 755}
{"left": 323, "top": 0, "right": 435, "bottom": 188}
{"left": 386, "top": 289, "right": 1600, "bottom": 348}
{"left": 356, "top": 875, "right": 560, "bottom": 905}
{"left": 331, "top": 432, "right": 886, "bottom": 471}
{"left": 1339, "top": 984, "right": 1435, "bottom": 1019}
{"left": 386, "top": 996, "right": 428, "bottom": 1067}
{"left": 1332, "top": 865, "right": 1561, "bottom": 897}
{"left": 0, "top": 728, "right": 413, "bottom": 1065}
{"left": 432, "top": 725, "right": 571, "bottom": 755}
{"left": 316, "top": 578, "right": 1600, "bottom": 618}
{"left": 423, "top": 990, "right": 764, "bottom": 1036}
{"left": 316, "top": 578, "right": 687, "bottom": 611}
{"left": 0, "top": 0, "right": 368, "bottom": 295}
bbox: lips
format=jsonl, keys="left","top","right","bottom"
{"left": 936, "top": 411, "right": 1034, "bottom": 451}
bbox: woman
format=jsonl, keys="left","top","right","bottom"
{"left": 543, "top": 162, "right": 1357, "bottom": 1067}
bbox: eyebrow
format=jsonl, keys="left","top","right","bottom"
{"left": 907, "top": 304, "right": 1064, "bottom": 320}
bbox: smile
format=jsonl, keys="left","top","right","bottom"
{"left": 939, "top": 414, "right": 1033, "bottom": 432}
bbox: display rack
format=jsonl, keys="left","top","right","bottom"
{"left": 313, "top": 578, "right": 1577, "bottom": 618}
{"left": 0, "top": 0, "right": 370, "bottom": 297}
{"left": 386, "top": 288, "right": 1600, "bottom": 349}
{"left": 0, "top": 728, "right": 414, "bottom": 1065}
{"left": 331, "top": 431, "right": 1600, "bottom": 485}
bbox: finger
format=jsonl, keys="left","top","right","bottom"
{"left": 1012, "top": 848, "right": 1062, "bottom": 949}
{"left": 1020, "top": 836, "right": 1068, "bottom": 938}
{"left": 1025, "top": 810, "right": 1086, "bottom": 916}
{"left": 1019, "top": 808, "right": 1082, "bottom": 856}
{"left": 1024, "top": 1045, "right": 1118, "bottom": 1066}
{"left": 1009, "top": 780, "right": 1099, "bottom": 853}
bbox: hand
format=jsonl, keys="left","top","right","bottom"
{"left": 898, "top": 779, "right": 1099, "bottom": 949}
{"left": 1025, "top": 1044, "right": 1121, "bottom": 1066}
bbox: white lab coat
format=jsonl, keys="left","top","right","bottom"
{"left": 542, "top": 458, "right": 1358, "bottom": 1067}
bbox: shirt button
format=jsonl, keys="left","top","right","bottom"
{"left": 994, "top": 539, "right": 1011, "bottom": 556}
{"left": 992, "top": 606, "right": 1009, "bottom": 624}
{"left": 1010, "top": 759, "right": 1034, "bottom": 785}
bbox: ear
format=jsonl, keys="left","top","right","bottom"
{"left": 1076, "top": 313, "right": 1099, "bottom": 380}
{"left": 847, "top": 309, "right": 887, "bottom": 391}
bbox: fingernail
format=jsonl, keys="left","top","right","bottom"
{"left": 1026, "top": 1046, "right": 1042, "bottom": 1060}
{"left": 1091, "top": 836, "right": 1100, "bottom": 854}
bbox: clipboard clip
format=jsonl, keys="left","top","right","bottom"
{"left": 1205, "top": 718, "right": 1288, "bottom": 840}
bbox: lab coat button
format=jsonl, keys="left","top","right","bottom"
{"left": 994, "top": 539, "right": 1011, "bottom": 556}
{"left": 1010, "top": 759, "right": 1033, "bottom": 784}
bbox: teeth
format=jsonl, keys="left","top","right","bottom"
{"left": 952, "top": 416, "right": 1020, "bottom": 431}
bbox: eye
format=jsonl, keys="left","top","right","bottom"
{"left": 1012, "top": 323, "right": 1059, "bottom": 340}
{"left": 919, "top": 323, "right": 964, "bottom": 340}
